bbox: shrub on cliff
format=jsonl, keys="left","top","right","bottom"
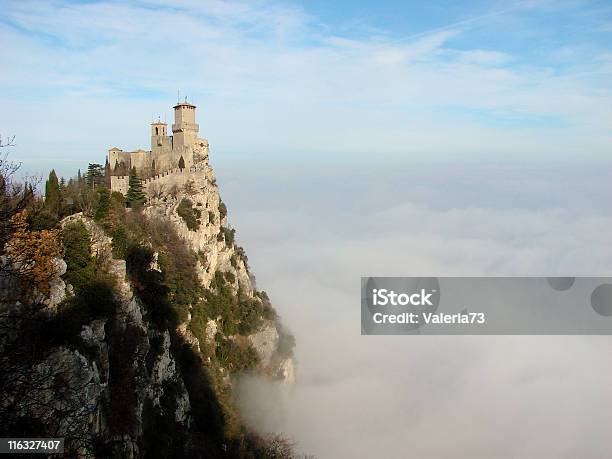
{"left": 215, "top": 336, "right": 259, "bottom": 372}
{"left": 177, "top": 197, "right": 201, "bottom": 231}
{"left": 219, "top": 226, "right": 235, "bottom": 246}
{"left": 218, "top": 200, "right": 227, "bottom": 220}
{"left": 199, "top": 271, "right": 273, "bottom": 336}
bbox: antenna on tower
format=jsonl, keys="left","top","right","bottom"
{"left": 177, "top": 89, "right": 180, "bottom": 103}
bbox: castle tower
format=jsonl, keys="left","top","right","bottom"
{"left": 151, "top": 120, "right": 167, "bottom": 148}
{"left": 172, "top": 100, "right": 199, "bottom": 150}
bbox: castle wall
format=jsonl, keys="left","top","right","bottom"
{"left": 111, "top": 168, "right": 202, "bottom": 197}
{"left": 110, "top": 176, "right": 129, "bottom": 195}
{"left": 142, "top": 167, "right": 194, "bottom": 196}
{"left": 151, "top": 136, "right": 173, "bottom": 159}
{"left": 130, "top": 150, "right": 150, "bottom": 172}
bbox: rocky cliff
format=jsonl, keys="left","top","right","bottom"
{"left": 142, "top": 160, "right": 295, "bottom": 383}
{"left": 0, "top": 156, "right": 296, "bottom": 457}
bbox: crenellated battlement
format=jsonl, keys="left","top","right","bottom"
{"left": 111, "top": 165, "right": 209, "bottom": 198}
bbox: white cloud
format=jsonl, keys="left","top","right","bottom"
{"left": 222, "top": 164, "right": 612, "bottom": 458}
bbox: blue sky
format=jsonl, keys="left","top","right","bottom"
{"left": 1, "top": 0, "right": 611, "bottom": 178}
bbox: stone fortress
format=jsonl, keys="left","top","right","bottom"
{"left": 109, "top": 100, "right": 210, "bottom": 195}
{"left": 105, "top": 99, "right": 296, "bottom": 384}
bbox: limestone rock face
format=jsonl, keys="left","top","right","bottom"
{"left": 248, "top": 322, "right": 279, "bottom": 368}
{"left": 1, "top": 154, "right": 294, "bottom": 455}
{"left": 205, "top": 319, "right": 218, "bottom": 343}
{"left": 47, "top": 257, "right": 67, "bottom": 308}
{"left": 4, "top": 214, "right": 196, "bottom": 457}
{"left": 143, "top": 159, "right": 295, "bottom": 381}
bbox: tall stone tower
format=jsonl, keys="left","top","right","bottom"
{"left": 172, "top": 101, "right": 199, "bottom": 150}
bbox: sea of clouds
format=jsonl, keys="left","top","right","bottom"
{"left": 217, "top": 161, "right": 612, "bottom": 458}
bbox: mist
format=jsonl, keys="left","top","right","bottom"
{"left": 219, "top": 162, "right": 612, "bottom": 458}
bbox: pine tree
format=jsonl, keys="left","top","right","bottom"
{"left": 104, "top": 157, "right": 111, "bottom": 188}
{"left": 125, "top": 167, "right": 146, "bottom": 208}
{"left": 44, "top": 169, "right": 61, "bottom": 216}
{"left": 178, "top": 156, "right": 185, "bottom": 170}
{"left": 95, "top": 187, "right": 111, "bottom": 220}
{"left": 86, "top": 163, "right": 103, "bottom": 189}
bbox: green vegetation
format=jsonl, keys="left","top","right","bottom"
{"left": 44, "top": 169, "right": 61, "bottom": 216}
{"left": 215, "top": 336, "right": 259, "bottom": 372}
{"left": 218, "top": 200, "right": 227, "bottom": 220}
{"left": 94, "top": 187, "right": 110, "bottom": 220}
{"left": 111, "top": 191, "right": 125, "bottom": 206}
{"left": 232, "top": 245, "right": 249, "bottom": 271}
{"left": 86, "top": 163, "right": 104, "bottom": 189}
{"left": 177, "top": 197, "right": 201, "bottom": 231}
{"left": 1, "top": 141, "right": 300, "bottom": 458}
{"left": 219, "top": 226, "right": 235, "bottom": 246}
{"left": 224, "top": 271, "right": 236, "bottom": 284}
{"left": 123, "top": 218, "right": 201, "bottom": 326}
{"left": 27, "top": 208, "right": 58, "bottom": 231}
{"left": 125, "top": 167, "right": 146, "bottom": 207}
{"left": 61, "top": 221, "right": 95, "bottom": 294}
{"left": 198, "top": 271, "right": 274, "bottom": 337}
{"left": 110, "top": 225, "right": 129, "bottom": 259}
{"left": 178, "top": 155, "right": 185, "bottom": 170}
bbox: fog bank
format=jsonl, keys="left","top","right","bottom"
{"left": 220, "top": 163, "right": 612, "bottom": 458}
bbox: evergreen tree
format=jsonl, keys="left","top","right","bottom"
{"left": 178, "top": 156, "right": 185, "bottom": 170}
{"left": 104, "top": 157, "right": 111, "bottom": 188}
{"left": 61, "top": 221, "right": 95, "bottom": 294}
{"left": 86, "top": 163, "right": 104, "bottom": 189}
{"left": 95, "top": 187, "right": 111, "bottom": 220}
{"left": 125, "top": 167, "right": 146, "bottom": 208}
{"left": 44, "top": 169, "right": 61, "bottom": 215}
